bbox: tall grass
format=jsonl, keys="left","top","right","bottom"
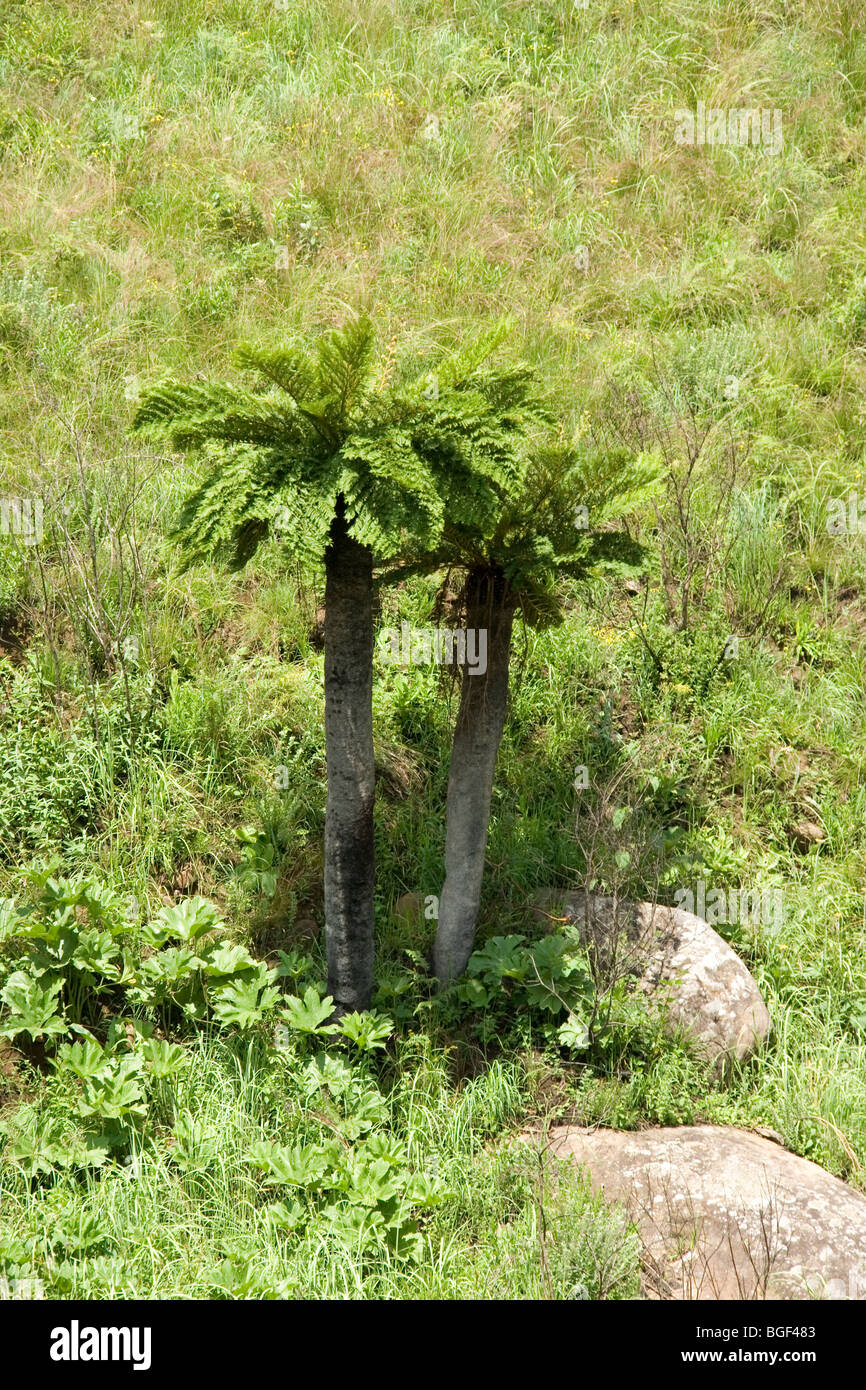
{"left": 1, "top": 0, "right": 866, "bottom": 1297}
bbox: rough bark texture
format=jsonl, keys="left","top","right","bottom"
{"left": 324, "top": 501, "right": 375, "bottom": 1012}
{"left": 433, "top": 571, "right": 514, "bottom": 982}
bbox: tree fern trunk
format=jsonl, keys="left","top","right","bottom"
{"left": 433, "top": 571, "right": 514, "bottom": 983}
{"left": 324, "top": 499, "right": 375, "bottom": 1012}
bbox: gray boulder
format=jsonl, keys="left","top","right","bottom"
{"left": 533, "top": 890, "right": 770, "bottom": 1067}
{"left": 546, "top": 1124, "right": 866, "bottom": 1300}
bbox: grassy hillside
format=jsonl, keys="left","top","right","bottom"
{"left": 1, "top": 0, "right": 866, "bottom": 1299}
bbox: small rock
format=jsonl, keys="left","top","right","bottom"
{"left": 394, "top": 892, "right": 423, "bottom": 924}
{"left": 791, "top": 818, "right": 825, "bottom": 849}
{"left": 752, "top": 1125, "right": 786, "bottom": 1146}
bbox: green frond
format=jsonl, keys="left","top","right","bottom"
{"left": 227, "top": 517, "right": 271, "bottom": 569}
{"left": 416, "top": 432, "right": 659, "bottom": 627}
{"left": 170, "top": 443, "right": 273, "bottom": 571}
{"left": 169, "top": 441, "right": 338, "bottom": 572}
{"left": 134, "top": 380, "right": 305, "bottom": 451}
{"left": 516, "top": 578, "right": 565, "bottom": 629}
{"left": 460, "top": 363, "right": 551, "bottom": 424}
{"left": 133, "top": 380, "right": 221, "bottom": 428}
{"left": 419, "top": 384, "right": 531, "bottom": 502}
{"left": 270, "top": 479, "right": 339, "bottom": 568}
{"left": 338, "top": 428, "right": 444, "bottom": 550}
{"left": 234, "top": 342, "right": 318, "bottom": 405}
{"left": 564, "top": 446, "right": 666, "bottom": 526}
{"left": 137, "top": 315, "right": 550, "bottom": 581}
{"left": 314, "top": 311, "right": 376, "bottom": 422}
{"left": 561, "top": 531, "right": 651, "bottom": 580}
{"left": 435, "top": 317, "right": 514, "bottom": 390}
{"left": 295, "top": 402, "right": 342, "bottom": 447}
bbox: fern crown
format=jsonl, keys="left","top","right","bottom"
{"left": 133, "top": 312, "right": 544, "bottom": 572}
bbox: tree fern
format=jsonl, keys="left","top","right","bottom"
{"left": 134, "top": 310, "right": 542, "bottom": 1009}
{"left": 428, "top": 439, "right": 664, "bottom": 982}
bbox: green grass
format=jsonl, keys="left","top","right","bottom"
{"left": 2, "top": 0, "right": 866, "bottom": 1298}
{"left": 0, "top": 1027, "right": 640, "bottom": 1300}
